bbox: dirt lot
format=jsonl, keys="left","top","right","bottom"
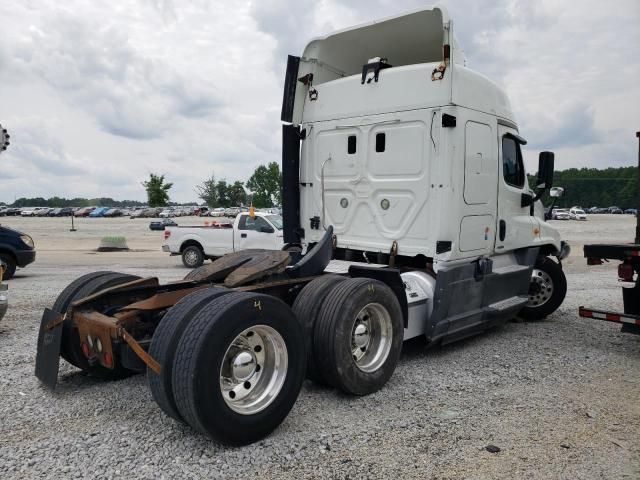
{"left": 0, "top": 214, "right": 638, "bottom": 479}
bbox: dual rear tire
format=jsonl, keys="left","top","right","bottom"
{"left": 148, "top": 290, "right": 306, "bottom": 445}
{"left": 293, "top": 276, "right": 404, "bottom": 395}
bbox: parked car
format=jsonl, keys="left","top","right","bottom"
{"left": 143, "top": 208, "right": 162, "bottom": 218}
{"left": 0, "top": 225, "right": 36, "bottom": 279}
{"left": 551, "top": 208, "right": 571, "bottom": 220}
{"left": 198, "top": 207, "right": 210, "bottom": 217}
{"left": 569, "top": 208, "right": 587, "bottom": 220}
{"left": 130, "top": 209, "right": 146, "bottom": 219}
{"left": 163, "top": 212, "right": 284, "bottom": 268}
{"left": 89, "top": 207, "right": 109, "bottom": 217}
{"left": 608, "top": 206, "right": 623, "bottom": 214}
{"left": 104, "top": 208, "right": 123, "bottom": 217}
{"left": 75, "top": 207, "right": 95, "bottom": 217}
{"left": 624, "top": 208, "right": 637, "bottom": 215}
{"left": 159, "top": 209, "right": 175, "bottom": 218}
{"left": 21, "top": 207, "right": 47, "bottom": 217}
{"left": 36, "top": 208, "right": 52, "bottom": 217}
{"left": 149, "top": 218, "right": 178, "bottom": 231}
{"left": 210, "top": 207, "right": 225, "bottom": 217}
{"left": 224, "top": 207, "right": 241, "bottom": 217}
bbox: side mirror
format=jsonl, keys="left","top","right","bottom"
{"left": 549, "top": 187, "right": 564, "bottom": 198}
{"left": 537, "top": 151, "right": 555, "bottom": 190}
{"left": 260, "top": 226, "right": 275, "bottom": 234}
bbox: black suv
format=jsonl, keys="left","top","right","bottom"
{"left": 0, "top": 225, "right": 36, "bottom": 279}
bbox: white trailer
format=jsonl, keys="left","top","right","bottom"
{"left": 37, "top": 6, "right": 569, "bottom": 445}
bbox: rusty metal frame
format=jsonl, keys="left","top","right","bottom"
{"left": 54, "top": 273, "right": 319, "bottom": 375}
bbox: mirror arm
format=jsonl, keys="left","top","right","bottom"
{"left": 530, "top": 184, "right": 549, "bottom": 216}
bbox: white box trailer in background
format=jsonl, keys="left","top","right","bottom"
{"left": 37, "top": 6, "right": 570, "bottom": 445}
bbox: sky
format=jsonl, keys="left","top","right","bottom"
{"left": 0, "top": 0, "right": 638, "bottom": 203}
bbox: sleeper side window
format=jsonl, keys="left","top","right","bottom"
{"left": 347, "top": 135, "right": 356, "bottom": 154}
{"left": 502, "top": 136, "right": 525, "bottom": 188}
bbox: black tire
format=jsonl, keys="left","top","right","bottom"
{"left": 182, "top": 245, "right": 204, "bottom": 268}
{"left": 58, "top": 272, "right": 141, "bottom": 378}
{"left": 0, "top": 253, "right": 16, "bottom": 280}
{"left": 519, "top": 256, "right": 567, "bottom": 321}
{"left": 292, "top": 275, "right": 346, "bottom": 384}
{"left": 313, "top": 278, "right": 403, "bottom": 396}
{"left": 147, "top": 287, "right": 230, "bottom": 422}
{"left": 183, "top": 264, "right": 212, "bottom": 281}
{"left": 52, "top": 271, "right": 114, "bottom": 316}
{"left": 172, "top": 292, "right": 306, "bottom": 445}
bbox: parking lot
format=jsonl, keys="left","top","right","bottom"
{"left": 1, "top": 214, "right": 638, "bottom": 478}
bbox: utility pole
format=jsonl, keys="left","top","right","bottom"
{"left": 636, "top": 131, "right": 640, "bottom": 244}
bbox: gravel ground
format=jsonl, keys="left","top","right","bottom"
{"left": 0, "top": 215, "right": 639, "bottom": 479}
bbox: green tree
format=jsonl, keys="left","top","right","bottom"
{"left": 228, "top": 181, "right": 247, "bottom": 206}
{"left": 216, "top": 180, "right": 230, "bottom": 207}
{"left": 195, "top": 173, "right": 218, "bottom": 207}
{"left": 142, "top": 173, "right": 173, "bottom": 207}
{"left": 246, "top": 162, "right": 282, "bottom": 208}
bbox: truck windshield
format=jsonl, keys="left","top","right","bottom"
{"left": 266, "top": 215, "right": 283, "bottom": 230}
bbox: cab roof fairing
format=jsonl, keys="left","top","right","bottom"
{"left": 289, "top": 6, "right": 466, "bottom": 126}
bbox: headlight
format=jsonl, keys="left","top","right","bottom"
{"left": 20, "top": 235, "right": 34, "bottom": 248}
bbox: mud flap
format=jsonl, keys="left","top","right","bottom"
{"left": 35, "top": 308, "right": 63, "bottom": 389}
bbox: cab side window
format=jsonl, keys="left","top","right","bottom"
{"left": 238, "top": 215, "right": 269, "bottom": 231}
{"left": 502, "top": 136, "right": 525, "bottom": 188}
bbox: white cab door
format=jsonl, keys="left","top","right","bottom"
{"left": 496, "top": 126, "right": 537, "bottom": 253}
{"left": 236, "top": 215, "right": 276, "bottom": 251}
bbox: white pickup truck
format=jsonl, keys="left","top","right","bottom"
{"left": 162, "top": 212, "right": 284, "bottom": 268}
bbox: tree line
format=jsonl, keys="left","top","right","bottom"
{"left": 141, "top": 162, "right": 282, "bottom": 208}
{"left": 193, "top": 162, "right": 282, "bottom": 209}
{"left": 5, "top": 197, "right": 149, "bottom": 208}
{"left": 4, "top": 164, "right": 635, "bottom": 210}
{"left": 530, "top": 166, "right": 637, "bottom": 209}
{"left": 3, "top": 162, "right": 283, "bottom": 209}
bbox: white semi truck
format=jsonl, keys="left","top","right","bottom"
{"left": 36, "top": 6, "right": 569, "bottom": 445}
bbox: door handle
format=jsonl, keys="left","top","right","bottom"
{"left": 499, "top": 220, "right": 506, "bottom": 241}
{"left": 241, "top": 233, "right": 247, "bottom": 238}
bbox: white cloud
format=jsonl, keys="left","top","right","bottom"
{"left": 0, "top": 0, "right": 638, "bottom": 203}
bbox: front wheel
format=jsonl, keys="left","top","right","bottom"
{"left": 519, "top": 256, "right": 567, "bottom": 320}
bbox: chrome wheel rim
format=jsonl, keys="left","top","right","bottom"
{"left": 350, "top": 303, "right": 392, "bottom": 373}
{"left": 527, "top": 269, "right": 554, "bottom": 307}
{"left": 219, "top": 325, "right": 288, "bottom": 415}
{"left": 184, "top": 250, "right": 199, "bottom": 266}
